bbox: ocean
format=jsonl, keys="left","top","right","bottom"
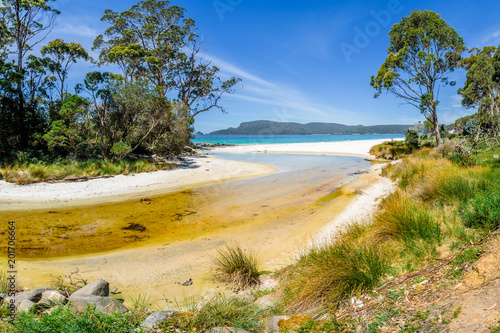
{"left": 192, "top": 134, "right": 405, "bottom": 145}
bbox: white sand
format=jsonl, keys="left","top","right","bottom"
{"left": 311, "top": 162, "right": 398, "bottom": 248}
{"left": 0, "top": 156, "right": 276, "bottom": 208}
{"left": 210, "top": 138, "right": 402, "bottom": 158}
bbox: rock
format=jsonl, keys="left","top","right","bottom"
{"left": 0, "top": 293, "right": 6, "bottom": 301}
{"left": 39, "top": 290, "right": 67, "bottom": 306}
{"left": 5, "top": 287, "right": 54, "bottom": 307}
{"left": 255, "top": 294, "right": 276, "bottom": 309}
{"left": 278, "top": 315, "right": 313, "bottom": 330}
{"left": 265, "top": 316, "right": 290, "bottom": 332}
{"left": 72, "top": 279, "right": 109, "bottom": 297}
{"left": 354, "top": 190, "right": 366, "bottom": 195}
{"left": 68, "top": 295, "right": 128, "bottom": 314}
{"left": 139, "top": 310, "right": 176, "bottom": 329}
{"left": 228, "top": 294, "right": 257, "bottom": 303}
{"left": 18, "top": 299, "right": 36, "bottom": 312}
{"left": 354, "top": 169, "right": 368, "bottom": 175}
{"left": 208, "top": 328, "right": 251, "bottom": 333}
{"left": 350, "top": 296, "right": 364, "bottom": 309}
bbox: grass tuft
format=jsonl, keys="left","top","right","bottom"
{"left": 282, "top": 230, "right": 388, "bottom": 315}
{"left": 372, "top": 190, "right": 441, "bottom": 243}
{"left": 211, "top": 242, "right": 261, "bottom": 291}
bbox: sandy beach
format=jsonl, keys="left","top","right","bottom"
{"left": 0, "top": 139, "right": 397, "bottom": 304}
{"left": 210, "top": 138, "right": 401, "bottom": 158}
{"left": 0, "top": 139, "right": 397, "bottom": 207}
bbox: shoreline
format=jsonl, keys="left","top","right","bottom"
{"left": 0, "top": 139, "right": 397, "bottom": 208}
{"left": 209, "top": 138, "right": 402, "bottom": 158}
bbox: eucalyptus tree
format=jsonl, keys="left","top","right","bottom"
{"left": 41, "top": 39, "right": 89, "bottom": 101}
{"left": 370, "top": 10, "right": 465, "bottom": 146}
{"left": 1, "top": 0, "right": 59, "bottom": 148}
{"left": 459, "top": 46, "right": 500, "bottom": 132}
{"left": 93, "top": 0, "right": 241, "bottom": 121}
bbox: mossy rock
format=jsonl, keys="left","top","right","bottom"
{"left": 278, "top": 315, "right": 313, "bottom": 329}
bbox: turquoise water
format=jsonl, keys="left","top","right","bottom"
{"left": 192, "top": 134, "right": 405, "bottom": 145}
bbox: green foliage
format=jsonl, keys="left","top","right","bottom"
{"left": 93, "top": 0, "right": 240, "bottom": 117}
{"left": 369, "top": 141, "right": 413, "bottom": 160}
{"left": 371, "top": 10, "right": 465, "bottom": 146}
{"left": 464, "top": 187, "right": 500, "bottom": 232}
{"left": 405, "top": 129, "right": 420, "bottom": 148}
{"left": 459, "top": 46, "right": 500, "bottom": 130}
{"left": 9, "top": 305, "right": 137, "bottom": 332}
{"left": 211, "top": 243, "right": 261, "bottom": 291}
{"left": 110, "top": 141, "right": 132, "bottom": 159}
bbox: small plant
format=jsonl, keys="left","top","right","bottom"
{"left": 211, "top": 242, "right": 261, "bottom": 291}
{"left": 405, "top": 129, "right": 420, "bottom": 149}
{"left": 464, "top": 188, "right": 500, "bottom": 232}
{"left": 10, "top": 305, "right": 137, "bottom": 332}
{"left": 194, "top": 296, "right": 264, "bottom": 331}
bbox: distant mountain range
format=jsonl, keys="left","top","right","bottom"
{"left": 209, "top": 120, "right": 411, "bottom": 135}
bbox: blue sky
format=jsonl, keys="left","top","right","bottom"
{"left": 45, "top": 0, "right": 500, "bottom": 133}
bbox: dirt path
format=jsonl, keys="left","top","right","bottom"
{"left": 447, "top": 237, "right": 500, "bottom": 332}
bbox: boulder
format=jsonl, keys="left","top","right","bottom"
{"left": 254, "top": 294, "right": 276, "bottom": 309}
{"left": 68, "top": 295, "right": 128, "bottom": 314}
{"left": 278, "top": 315, "right": 313, "bottom": 330}
{"left": 18, "top": 299, "right": 36, "bottom": 312}
{"left": 39, "top": 290, "right": 68, "bottom": 306}
{"left": 265, "top": 316, "right": 290, "bottom": 332}
{"left": 139, "top": 310, "right": 176, "bottom": 329}
{"left": 72, "top": 279, "right": 109, "bottom": 297}
{"left": 5, "top": 287, "right": 54, "bottom": 307}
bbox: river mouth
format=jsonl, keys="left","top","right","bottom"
{"left": 0, "top": 153, "right": 371, "bottom": 260}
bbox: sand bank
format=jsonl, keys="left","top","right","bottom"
{"left": 210, "top": 138, "right": 402, "bottom": 158}
{"left": 0, "top": 156, "right": 277, "bottom": 209}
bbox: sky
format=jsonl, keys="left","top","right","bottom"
{"left": 41, "top": 0, "right": 500, "bottom": 133}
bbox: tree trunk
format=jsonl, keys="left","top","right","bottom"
{"left": 434, "top": 121, "right": 441, "bottom": 146}
{"left": 17, "top": 46, "right": 27, "bottom": 149}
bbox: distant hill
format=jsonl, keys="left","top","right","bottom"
{"left": 210, "top": 120, "right": 411, "bottom": 135}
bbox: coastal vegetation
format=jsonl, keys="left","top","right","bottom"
{"left": 0, "top": 0, "right": 239, "bottom": 175}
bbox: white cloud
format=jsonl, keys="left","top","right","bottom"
{"left": 205, "top": 53, "right": 358, "bottom": 124}
{"left": 52, "top": 23, "right": 99, "bottom": 39}
{"left": 481, "top": 27, "right": 500, "bottom": 44}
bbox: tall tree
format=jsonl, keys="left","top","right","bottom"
{"left": 41, "top": 39, "right": 89, "bottom": 101}
{"left": 1, "top": 0, "right": 59, "bottom": 148}
{"left": 370, "top": 10, "right": 465, "bottom": 146}
{"left": 459, "top": 46, "right": 500, "bottom": 130}
{"left": 93, "top": 0, "right": 240, "bottom": 119}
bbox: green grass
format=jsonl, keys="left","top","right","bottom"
{"left": 5, "top": 305, "right": 138, "bottom": 333}
{"left": 0, "top": 158, "right": 174, "bottom": 185}
{"left": 211, "top": 242, "right": 261, "bottom": 291}
{"left": 281, "top": 227, "right": 388, "bottom": 315}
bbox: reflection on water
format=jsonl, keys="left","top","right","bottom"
{"left": 0, "top": 153, "right": 371, "bottom": 259}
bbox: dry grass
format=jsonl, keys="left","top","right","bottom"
{"left": 211, "top": 242, "right": 261, "bottom": 291}
{"left": 0, "top": 159, "right": 171, "bottom": 185}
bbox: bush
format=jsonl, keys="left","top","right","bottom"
{"left": 211, "top": 243, "right": 261, "bottom": 291}
{"left": 405, "top": 129, "right": 420, "bottom": 149}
